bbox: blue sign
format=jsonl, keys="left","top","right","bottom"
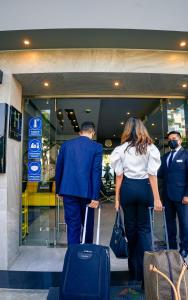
{"left": 28, "top": 161, "right": 41, "bottom": 182}
{"left": 29, "top": 117, "right": 42, "bottom": 137}
{"left": 28, "top": 139, "right": 42, "bottom": 159}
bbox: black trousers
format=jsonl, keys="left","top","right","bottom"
{"left": 120, "top": 177, "right": 153, "bottom": 281}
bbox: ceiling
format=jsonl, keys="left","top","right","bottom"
{"left": 1, "top": 29, "right": 188, "bottom": 51}
{"left": 15, "top": 72, "right": 188, "bottom": 97}
{"left": 18, "top": 71, "right": 187, "bottom": 147}
{"left": 24, "top": 97, "right": 183, "bottom": 148}
{"left": 97, "top": 98, "right": 160, "bottom": 140}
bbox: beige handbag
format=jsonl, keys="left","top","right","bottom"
{"left": 150, "top": 262, "right": 187, "bottom": 300}
{"left": 144, "top": 250, "right": 188, "bottom": 300}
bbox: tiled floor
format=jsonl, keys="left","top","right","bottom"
{"left": 0, "top": 285, "right": 145, "bottom": 300}
{"left": 9, "top": 202, "right": 128, "bottom": 272}
{"left": 0, "top": 289, "right": 48, "bottom": 300}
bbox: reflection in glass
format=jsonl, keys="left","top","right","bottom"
{"left": 167, "top": 99, "right": 186, "bottom": 138}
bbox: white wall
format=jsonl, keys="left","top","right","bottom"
{"left": 0, "top": 0, "right": 188, "bottom": 32}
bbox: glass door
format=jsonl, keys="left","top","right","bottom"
{"left": 21, "top": 97, "right": 187, "bottom": 246}
{"left": 22, "top": 98, "right": 58, "bottom": 246}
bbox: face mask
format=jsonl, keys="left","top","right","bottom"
{"left": 168, "top": 140, "right": 178, "bottom": 150}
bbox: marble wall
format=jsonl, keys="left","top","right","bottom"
{"left": 0, "top": 49, "right": 188, "bottom": 75}
{"left": 0, "top": 75, "right": 22, "bottom": 269}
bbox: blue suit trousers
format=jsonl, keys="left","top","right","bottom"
{"left": 63, "top": 195, "right": 94, "bottom": 245}
{"left": 164, "top": 197, "right": 188, "bottom": 251}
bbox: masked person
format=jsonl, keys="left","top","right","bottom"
{"left": 158, "top": 131, "right": 188, "bottom": 258}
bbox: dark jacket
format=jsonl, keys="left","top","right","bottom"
{"left": 55, "top": 136, "right": 103, "bottom": 200}
{"left": 158, "top": 147, "right": 188, "bottom": 202}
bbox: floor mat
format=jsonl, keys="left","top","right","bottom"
{"left": 47, "top": 284, "right": 145, "bottom": 300}
{"left": 110, "top": 285, "right": 145, "bottom": 300}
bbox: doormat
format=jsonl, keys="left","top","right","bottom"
{"left": 110, "top": 285, "right": 145, "bottom": 300}
{"left": 47, "top": 284, "right": 145, "bottom": 300}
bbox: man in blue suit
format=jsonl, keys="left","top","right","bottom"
{"left": 55, "top": 121, "right": 103, "bottom": 245}
{"left": 158, "top": 131, "right": 188, "bottom": 257}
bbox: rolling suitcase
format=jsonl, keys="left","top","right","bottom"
{"left": 60, "top": 205, "right": 110, "bottom": 300}
{"left": 144, "top": 207, "right": 188, "bottom": 300}
{"left": 148, "top": 206, "right": 169, "bottom": 251}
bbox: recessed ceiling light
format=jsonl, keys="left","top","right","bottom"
{"left": 182, "top": 83, "right": 187, "bottom": 88}
{"left": 23, "top": 39, "right": 30, "bottom": 45}
{"left": 180, "top": 41, "right": 186, "bottom": 47}
{"left": 120, "top": 122, "right": 124, "bottom": 125}
{"left": 114, "top": 81, "right": 120, "bottom": 87}
{"left": 44, "top": 82, "right": 49, "bottom": 87}
{"left": 85, "top": 108, "right": 92, "bottom": 113}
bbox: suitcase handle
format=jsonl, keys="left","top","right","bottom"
{"left": 150, "top": 263, "right": 188, "bottom": 300}
{"left": 82, "top": 204, "right": 101, "bottom": 245}
{"left": 148, "top": 207, "right": 169, "bottom": 251}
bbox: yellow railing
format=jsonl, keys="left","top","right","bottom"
{"left": 22, "top": 191, "right": 29, "bottom": 239}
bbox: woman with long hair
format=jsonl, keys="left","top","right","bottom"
{"left": 111, "top": 117, "right": 162, "bottom": 285}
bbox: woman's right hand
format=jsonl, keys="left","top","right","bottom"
{"left": 115, "top": 198, "right": 120, "bottom": 211}
{"left": 154, "top": 197, "right": 163, "bottom": 211}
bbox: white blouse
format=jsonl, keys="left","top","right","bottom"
{"left": 110, "top": 142, "right": 161, "bottom": 179}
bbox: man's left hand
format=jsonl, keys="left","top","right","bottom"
{"left": 88, "top": 200, "right": 99, "bottom": 208}
{"left": 182, "top": 196, "right": 188, "bottom": 205}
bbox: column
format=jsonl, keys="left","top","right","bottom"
{"left": 0, "top": 72, "right": 22, "bottom": 269}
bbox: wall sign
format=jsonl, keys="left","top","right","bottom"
{"left": 9, "top": 105, "right": 22, "bottom": 141}
{"left": 28, "top": 161, "right": 41, "bottom": 182}
{"left": 29, "top": 117, "right": 42, "bottom": 137}
{"left": 28, "top": 139, "right": 42, "bottom": 159}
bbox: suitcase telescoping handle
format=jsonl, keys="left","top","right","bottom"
{"left": 82, "top": 204, "right": 101, "bottom": 245}
{"left": 148, "top": 207, "right": 169, "bottom": 251}
{"left": 150, "top": 263, "right": 188, "bottom": 300}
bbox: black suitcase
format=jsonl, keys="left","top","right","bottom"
{"left": 60, "top": 205, "right": 110, "bottom": 300}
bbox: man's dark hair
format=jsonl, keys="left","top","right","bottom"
{"left": 80, "top": 121, "right": 95, "bottom": 132}
{"left": 167, "top": 131, "right": 181, "bottom": 138}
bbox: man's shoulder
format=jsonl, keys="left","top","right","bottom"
{"left": 181, "top": 148, "right": 188, "bottom": 156}
{"left": 60, "top": 137, "right": 79, "bottom": 148}
{"left": 92, "top": 140, "right": 103, "bottom": 150}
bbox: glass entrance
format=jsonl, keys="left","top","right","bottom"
{"left": 21, "top": 97, "right": 188, "bottom": 246}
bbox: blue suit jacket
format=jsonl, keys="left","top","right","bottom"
{"left": 158, "top": 148, "right": 188, "bottom": 202}
{"left": 55, "top": 136, "right": 103, "bottom": 200}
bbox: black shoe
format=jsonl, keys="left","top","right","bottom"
{"left": 180, "top": 249, "right": 188, "bottom": 258}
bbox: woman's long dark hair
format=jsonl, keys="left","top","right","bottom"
{"left": 121, "top": 117, "right": 153, "bottom": 155}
